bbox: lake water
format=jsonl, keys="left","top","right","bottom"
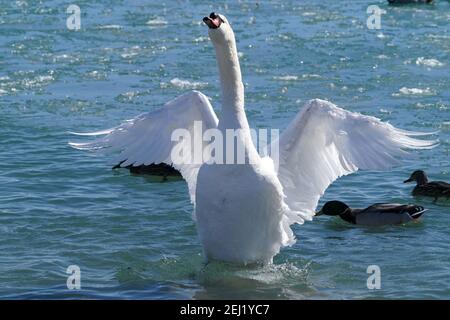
{"left": 0, "top": 0, "right": 449, "bottom": 299}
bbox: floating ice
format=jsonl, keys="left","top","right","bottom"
{"left": 394, "top": 87, "right": 436, "bottom": 96}
{"left": 416, "top": 57, "right": 444, "bottom": 68}
{"left": 273, "top": 75, "right": 298, "bottom": 81}
{"left": 167, "top": 78, "right": 208, "bottom": 90}
{"left": 146, "top": 18, "right": 168, "bottom": 27}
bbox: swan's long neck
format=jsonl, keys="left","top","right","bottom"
{"left": 211, "top": 28, "right": 260, "bottom": 164}
{"left": 212, "top": 34, "right": 247, "bottom": 130}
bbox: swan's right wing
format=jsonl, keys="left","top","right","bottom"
{"left": 70, "top": 91, "right": 218, "bottom": 204}
{"left": 273, "top": 99, "right": 437, "bottom": 224}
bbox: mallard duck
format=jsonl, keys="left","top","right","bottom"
{"left": 404, "top": 170, "right": 450, "bottom": 201}
{"left": 316, "top": 201, "right": 427, "bottom": 226}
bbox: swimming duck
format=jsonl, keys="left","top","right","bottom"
{"left": 316, "top": 201, "right": 427, "bottom": 226}
{"left": 404, "top": 170, "right": 450, "bottom": 201}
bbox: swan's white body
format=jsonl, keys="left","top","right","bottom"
{"left": 196, "top": 159, "right": 287, "bottom": 263}
{"left": 71, "top": 14, "right": 436, "bottom": 264}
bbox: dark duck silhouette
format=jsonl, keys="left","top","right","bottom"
{"left": 113, "top": 160, "right": 182, "bottom": 181}
{"left": 316, "top": 201, "right": 427, "bottom": 226}
{"left": 404, "top": 170, "right": 450, "bottom": 201}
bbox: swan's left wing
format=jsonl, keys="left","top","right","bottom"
{"left": 70, "top": 91, "right": 218, "bottom": 204}
{"left": 273, "top": 99, "right": 437, "bottom": 224}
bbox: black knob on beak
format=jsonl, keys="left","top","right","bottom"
{"left": 203, "top": 13, "right": 221, "bottom": 29}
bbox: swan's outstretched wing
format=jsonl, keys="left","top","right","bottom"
{"left": 274, "top": 99, "right": 437, "bottom": 223}
{"left": 70, "top": 90, "right": 218, "bottom": 203}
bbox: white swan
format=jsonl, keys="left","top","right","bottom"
{"left": 70, "top": 13, "right": 436, "bottom": 264}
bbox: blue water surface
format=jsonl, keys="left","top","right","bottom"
{"left": 0, "top": 0, "right": 449, "bottom": 299}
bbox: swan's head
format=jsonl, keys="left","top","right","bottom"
{"left": 203, "top": 12, "right": 234, "bottom": 45}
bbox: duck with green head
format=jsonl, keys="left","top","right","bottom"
{"left": 404, "top": 170, "right": 450, "bottom": 202}
{"left": 316, "top": 201, "right": 427, "bottom": 226}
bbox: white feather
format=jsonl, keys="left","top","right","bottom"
{"left": 273, "top": 98, "right": 438, "bottom": 223}
{"left": 69, "top": 90, "right": 218, "bottom": 203}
